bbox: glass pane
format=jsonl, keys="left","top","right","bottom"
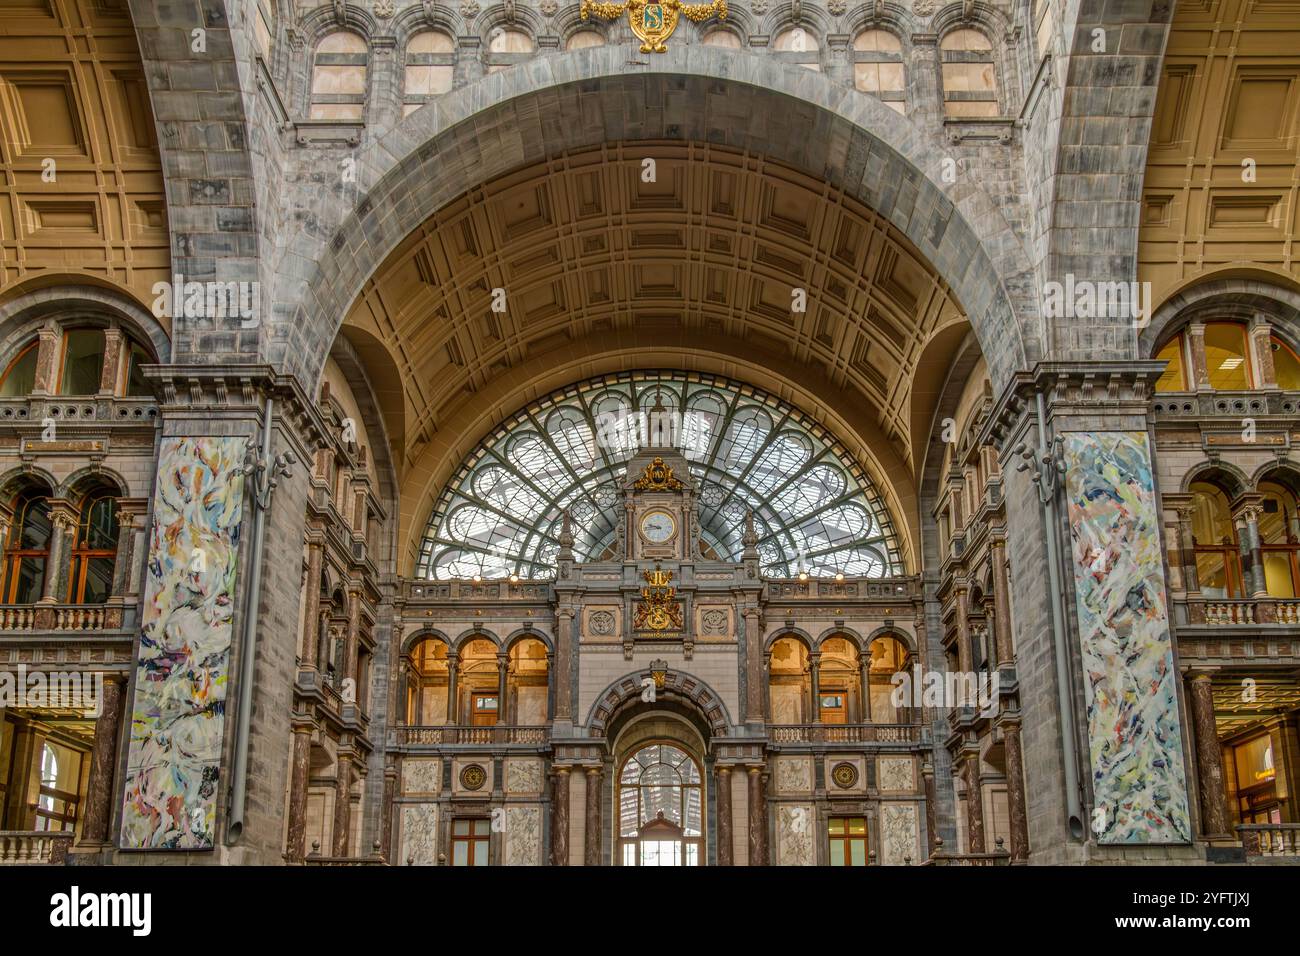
{"left": 19, "top": 498, "right": 52, "bottom": 549}
{"left": 828, "top": 818, "right": 846, "bottom": 835}
{"left": 1195, "top": 552, "right": 1229, "bottom": 598}
{"left": 59, "top": 329, "right": 104, "bottom": 396}
{"left": 641, "top": 783, "right": 681, "bottom": 825}
{"left": 1273, "top": 336, "right": 1300, "bottom": 389}
{"left": 80, "top": 557, "right": 114, "bottom": 604}
{"left": 85, "top": 498, "right": 118, "bottom": 549}
{"left": 13, "top": 557, "right": 45, "bottom": 604}
{"left": 452, "top": 841, "right": 468, "bottom": 865}
{"left": 683, "top": 786, "right": 702, "bottom": 836}
{"left": 1204, "top": 323, "right": 1249, "bottom": 390}
{"left": 0, "top": 344, "right": 37, "bottom": 396}
{"left": 849, "top": 818, "right": 867, "bottom": 835}
{"left": 1154, "top": 337, "right": 1186, "bottom": 391}
{"left": 850, "top": 839, "right": 866, "bottom": 866}
{"left": 453, "top": 820, "right": 469, "bottom": 835}
{"left": 620, "top": 786, "right": 639, "bottom": 836}
{"left": 126, "top": 344, "right": 152, "bottom": 397}
{"left": 471, "top": 840, "right": 488, "bottom": 865}
{"left": 1262, "top": 551, "right": 1296, "bottom": 598}
{"left": 685, "top": 844, "right": 698, "bottom": 866}
{"left": 830, "top": 841, "right": 845, "bottom": 865}
{"left": 622, "top": 843, "right": 635, "bottom": 865}
{"left": 472, "top": 820, "right": 491, "bottom": 835}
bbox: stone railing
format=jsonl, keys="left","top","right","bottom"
{"left": 768, "top": 722, "right": 920, "bottom": 744}
{"left": 1150, "top": 389, "right": 1300, "bottom": 420}
{"left": 302, "top": 841, "right": 388, "bottom": 866}
{"left": 1183, "top": 597, "right": 1300, "bottom": 626}
{"left": 764, "top": 576, "right": 920, "bottom": 601}
{"left": 920, "top": 837, "right": 1012, "bottom": 866}
{"left": 0, "top": 831, "right": 73, "bottom": 864}
{"left": 0, "top": 604, "right": 120, "bottom": 632}
{"left": 0, "top": 395, "right": 159, "bottom": 425}
{"left": 394, "top": 725, "right": 551, "bottom": 746}
{"left": 1238, "top": 823, "right": 1300, "bottom": 858}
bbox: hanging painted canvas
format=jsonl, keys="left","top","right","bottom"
{"left": 1063, "top": 431, "right": 1191, "bottom": 844}
{"left": 120, "top": 436, "right": 247, "bottom": 849}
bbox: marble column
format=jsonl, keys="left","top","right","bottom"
{"left": 108, "top": 505, "right": 138, "bottom": 603}
{"left": 1002, "top": 719, "right": 1030, "bottom": 862}
{"left": 809, "top": 652, "right": 822, "bottom": 722}
{"left": 716, "top": 766, "right": 733, "bottom": 865}
{"left": 445, "top": 652, "right": 459, "bottom": 723}
{"left": 98, "top": 326, "right": 123, "bottom": 395}
{"left": 285, "top": 721, "right": 313, "bottom": 862}
{"left": 551, "top": 767, "right": 570, "bottom": 865}
{"left": 497, "top": 653, "right": 510, "bottom": 722}
{"left": 954, "top": 586, "right": 972, "bottom": 683}
{"left": 332, "top": 754, "right": 352, "bottom": 857}
{"left": 921, "top": 760, "right": 937, "bottom": 857}
{"left": 30, "top": 324, "right": 59, "bottom": 395}
{"left": 747, "top": 766, "right": 767, "bottom": 866}
{"left": 1176, "top": 504, "right": 1200, "bottom": 594}
{"left": 1187, "top": 322, "right": 1211, "bottom": 390}
{"left": 39, "top": 504, "right": 75, "bottom": 604}
{"left": 77, "top": 674, "right": 124, "bottom": 845}
{"left": 743, "top": 606, "right": 764, "bottom": 723}
{"left": 991, "top": 537, "right": 1015, "bottom": 665}
{"left": 964, "top": 755, "right": 985, "bottom": 852}
{"left": 1187, "top": 673, "right": 1230, "bottom": 837}
{"left": 553, "top": 607, "right": 574, "bottom": 721}
{"left": 299, "top": 538, "right": 324, "bottom": 671}
{"left": 859, "top": 656, "right": 872, "bottom": 722}
{"left": 381, "top": 764, "right": 397, "bottom": 862}
{"left": 343, "top": 585, "right": 362, "bottom": 686}
{"left": 1249, "top": 317, "right": 1277, "bottom": 387}
{"left": 584, "top": 766, "right": 603, "bottom": 866}
{"left": 544, "top": 652, "right": 554, "bottom": 720}
{"left": 1241, "top": 507, "right": 1267, "bottom": 597}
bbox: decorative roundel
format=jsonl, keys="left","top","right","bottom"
{"left": 831, "top": 761, "right": 859, "bottom": 789}
{"left": 460, "top": 764, "right": 487, "bottom": 791}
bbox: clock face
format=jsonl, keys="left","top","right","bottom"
{"left": 640, "top": 510, "right": 676, "bottom": 544}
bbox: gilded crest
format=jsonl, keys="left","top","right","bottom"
{"left": 633, "top": 456, "right": 685, "bottom": 491}
{"left": 580, "top": 0, "right": 728, "bottom": 54}
{"left": 633, "top": 567, "right": 684, "bottom": 632}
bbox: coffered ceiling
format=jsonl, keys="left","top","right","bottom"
{"left": 341, "top": 141, "right": 969, "bottom": 570}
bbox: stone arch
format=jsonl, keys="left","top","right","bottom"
{"left": 845, "top": 2, "right": 912, "bottom": 38}
{"left": 765, "top": 627, "right": 815, "bottom": 654}
{"left": 0, "top": 464, "right": 58, "bottom": 498}
{"left": 502, "top": 627, "right": 554, "bottom": 655}
{"left": 474, "top": 3, "right": 548, "bottom": 37}
{"left": 586, "top": 669, "right": 733, "bottom": 740}
{"left": 450, "top": 626, "right": 502, "bottom": 655}
{"left": 814, "top": 624, "right": 868, "bottom": 654}
{"left": 57, "top": 465, "right": 130, "bottom": 501}
{"left": 270, "top": 48, "right": 1036, "bottom": 395}
{"left": 0, "top": 284, "right": 171, "bottom": 370}
{"left": 401, "top": 626, "right": 452, "bottom": 657}
{"left": 1251, "top": 461, "right": 1300, "bottom": 498}
{"left": 1179, "top": 460, "right": 1251, "bottom": 501}
{"left": 392, "top": 5, "right": 466, "bottom": 47}
{"left": 1142, "top": 276, "right": 1300, "bottom": 359}
{"left": 865, "top": 624, "right": 917, "bottom": 657}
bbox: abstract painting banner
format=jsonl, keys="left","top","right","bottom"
{"left": 120, "top": 437, "right": 247, "bottom": 849}
{"left": 1063, "top": 431, "right": 1190, "bottom": 844}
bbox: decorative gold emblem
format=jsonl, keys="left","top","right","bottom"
{"left": 831, "top": 761, "right": 859, "bottom": 789}
{"left": 460, "top": 764, "right": 487, "bottom": 791}
{"left": 649, "top": 659, "right": 669, "bottom": 689}
{"left": 580, "top": 0, "right": 728, "bottom": 54}
{"left": 633, "top": 456, "right": 685, "bottom": 491}
{"left": 633, "top": 566, "right": 684, "bottom": 632}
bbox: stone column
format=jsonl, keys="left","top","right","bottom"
{"left": 1187, "top": 321, "right": 1211, "bottom": 390}
{"left": 285, "top": 721, "right": 313, "bottom": 862}
{"left": 553, "top": 607, "right": 574, "bottom": 722}
{"left": 343, "top": 585, "right": 362, "bottom": 685}
{"left": 743, "top": 606, "right": 764, "bottom": 724}
{"left": 497, "top": 652, "right": 509, "bottom": 723}
{"left": 1187, "top": 672, "right": 1230, "bottom": 838}
{"left": 921, "top": 760, "right": 937, "bottom": 856}
{"left": 964, "top": 754, "right": 985, "bottom": 852}
{"left": 551, "top": 767, "right": 570, "bottom": 866}
{"left": 108, "top": 504, "right": 137, "bottom": 602}
{"left": 39, "top": 503, "right": 76, "bottom": 604}
{"left": 715, "top": 766, "right": 733, "bottom": 865}
{"left": 332, "top": 752, "right": 352, "bottom": 857}
{"left": 808, "top": 651, "right": 822, "bottom": 722}
{"left": 1002, "top": 718, "right": 1030, "bottom": 863}
{"left": 445, "top": 651, "right": 459, "bottom": 723}
{"left": 1176, "top": 503, "right": 1200, "bottom": 594}
{"left": 859, "top": 655, "right": 873, "bottom": 722}
{"left": 77, "top": 674, "right": 124, "bottom": 845}
{"left": 991, "top": 536, "right": 1015, "bottom": 665}
{"left": 98, "top": 326, "right": 123, "bottom": 396}
{"left": 954, "top": 586, "right": 972, "bottom": 678}
{"left": 584, "top": 766, "right": 603, "bottom": 866}
{"left": 1238, "top": 506, "right": 1267, "bottom": 597}
{"left": 544, "top": 652, "right": 554, "bottom": 720}
{"left": 1249, "top": 317, "right": 1277, "bottom": 388}
{"left": 30, "top": 324, "right": 59, "bottom": 395}
{"left": 299, "top": 538, "right": 324, "bottom": 671}
{"left": 381, "top": 763, "right": 397, "bottom": 862}
{"left": 762, "top": 651, "right": 772, "bottom": 722}
{"left": 747, "top": 766, "right": 767, "bottom": 866}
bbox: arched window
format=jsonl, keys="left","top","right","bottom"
{"left": 1190, "top": 481, "right": 1242, "bottom": 599}
{"left": 853, "top": 29, "right": 905, "bottom": 112}
{"left": 484, "top": 28, "right": 534, "bottom": 75}
{"left": 3, "top": 491, "right": 52, "bottom": 604}
{"left": 700, "top": 28, "right": 741, "bottom": 48}
{"left": 404, "top": 30, "right": 455, "bottom": 116}
{"left": 310, "top": 32, "right": 368, "bottom": 121}
{"left": 773, "top": 26, "right": 821, "bottom": 71}
{"left": 68, "top": 492, "right": 118, "bottom": 604}
{"left": 124, "top": 340, "right": 153, "bottom": 397}
{"left": 406, "top": 637, "right": 451, "bottom": 724}
{"left": 1269, "top": 333, "right": 1300, "bottom": 389}
{"left": 1259, "top": 480, "right": 1300, "bottom": 598}
{"left": 769, "top": 635, "right": 811, "bottom": 723}
{"left": 0, "top": 341, "right": 38, "bottom": 397}
{"left": 255, "top": 0, "right": 275, "bottom": 60}
{"left": 866, "top": 634, "right": 909, "bottom": 721}
{"left": 58, "top": 328, "right": 104, "bottom": 395}
{"left": 1033, "top": 0, "right": 1054, "bottom": 59}
{"left": 617, "top": 743, "right": 703, "bottom": 866}
{"left": 508, "top": 637, "right": 549, "bottom": 725}
{"left": 1154, "top": 333, "right": 1188, "bottom": 392}
{"left": 940, "top": 28, "right": 998, "bottom": 117}
{"left": 1203, "top": 322, "right": 1250, "bottom": 389}
{"left": 566, "top": 29, "right": 605, "bottom": 50}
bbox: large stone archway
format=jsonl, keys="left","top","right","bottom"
{"left": 265, "top": 48, "right": 1038, "bottom": 393}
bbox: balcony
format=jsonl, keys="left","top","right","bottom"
{"left": 1238, "top": 823, "right": 1300, "bottom": 860}
{"left": 1181, "top": 597, "right": 1300, "bottom": 627}
{"left": 0, "top": 604, "right": 124, "bottom": 632}
{"left": 767, "top": 722, "right": 922, "bottom": 745}
{"left": 1173, "top": 597, "right": 1300, "bottom": 667}
{"left": 920, "top": 836, "right": 1012, "bottom": 866}
{"left": 0, "top": 831, "right": 73, "bottom": 865}
{"left": 393, "top": 725, "right": 551, "bottom": 747}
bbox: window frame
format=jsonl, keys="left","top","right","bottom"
{"left": 67, "top": 493, "right": 118, "bottom": 605}
{"left": 309, "top": 32, "right": 370, "bottom": 122}
{"left": 828, "top": 815, "right": 869, "bottom": 866}
{"left": 3, "top": 492, "right": 53, "bottom": 605}
{"left": 939, "top": 27, "right": 1000, "bottom": 118}
{"left": 0, "top": 341, "right": 39, "bottom": 397}
{"left": 851, "top": 29, "right": 906, "bottom": 112}
{"left": 450, "top": 817, "right": 492, "bottom": 866}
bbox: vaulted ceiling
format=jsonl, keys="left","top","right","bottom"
{"left": 340, "top": 141, "right": 971, "bottom": 573}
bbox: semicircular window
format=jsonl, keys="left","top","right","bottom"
{"left": 418, "top": 371, "right": 902, "bottom": 580}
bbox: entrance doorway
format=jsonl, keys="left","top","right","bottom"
{"left": 617, "top": 743, "right": 702, "bottom": 866}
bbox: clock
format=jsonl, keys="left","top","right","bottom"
{"left": 640, "top": 510, "right": 677, "bottom": 544}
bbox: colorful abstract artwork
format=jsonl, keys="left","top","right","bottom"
{"left": 120, "top": 437, "right": 247, "bottom": 849}
{"left": 1063, "top": 432, "right": 1191, "bottom": 845}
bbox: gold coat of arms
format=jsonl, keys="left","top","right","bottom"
{"left": 580, "top": 0, "right": 728, "bottom": 54}
{"left": 633, "top": 567, "right": 684, "bottom": 632}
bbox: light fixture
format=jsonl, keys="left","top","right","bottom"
{"left": 472, "top": 574, "right": 482, "bottom": 583}
{"left": 1218, "top": 357, "right": 1244, "bottom": 371}
{"left": 798, "top": 571, "right": 809, "bottom": 582}
{"left": 509, "top": 573, "right": 519, "bottom": 583}
{"left": 835, "top": 572, "right": 845, "bottom": 582}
